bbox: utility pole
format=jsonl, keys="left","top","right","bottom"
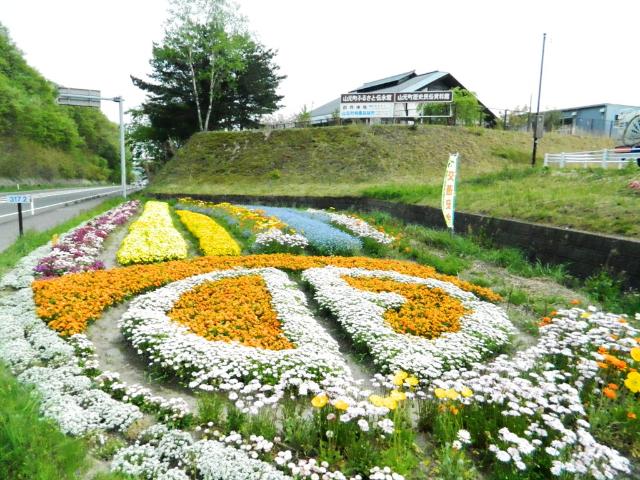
{"left": 531, "top": 33, "right": 547, "bottom": 166}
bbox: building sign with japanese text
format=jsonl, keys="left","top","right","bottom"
{"left": 441, "top": 153, "right": 459, "bottom": 231}
{"left": 341, "top": 93, "right": 394, "bottom": 103}
{"left": 339, "top": 91, "right": 453, "bottom": 119}
{"left": 395, "top": 91, "right": 452, "bottom": 103}
{"left": 340, "top": 102, "right": 395, "bottom": 118}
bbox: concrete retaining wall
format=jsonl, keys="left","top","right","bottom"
{"left": 156, "top": 193, "right": 640, "bottom": 288}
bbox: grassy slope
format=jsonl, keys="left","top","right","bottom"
{"left": 150, "top": 124, "right": 640, "bottom": 237}
{"left": 151, "top": 124, "right": 614, "bottom": 194}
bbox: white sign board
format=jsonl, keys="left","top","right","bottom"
{"left": 57, "top": 87, "right": 101, "bottom": 108}
{"left": 441, "top": 153, "right": 459, "bottom": 231}
{"left": 340, "top": 102, "right": 395, "bottom": 119}
{"left": 4, "top": 194, "right": 32, "bottom": 204}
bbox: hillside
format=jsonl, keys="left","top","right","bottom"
{"left": 0, "top": 23, "right": 123, "bottom": 185}
{"left": 150, "top": 125, "right": 640, "bottom": 238}
{"left": 152, "top": 124, "right": 614, "bottom": 193}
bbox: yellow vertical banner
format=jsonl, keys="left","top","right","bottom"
{"left": 441, "top": 153, "right": 459, "bottom": 231}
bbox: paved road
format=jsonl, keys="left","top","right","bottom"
{"left": 0, "top": 185, "right": 138, "bottom": 252}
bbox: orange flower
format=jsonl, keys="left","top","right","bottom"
{"left": 607, "top": 383, "right": 619, "bottom": 391}
{"left": 549, "top": 310, "right": 557, "bottom": 317}
{"left": 32, "top": 254, "right": 500, "bottom": 335}
{"left": 168, "top": 275, "right": 294, "bottom": 351}
{"left": 628, "top": 412, "right": 637, "bottom": 420}
{"left": 343, "top": 276, "right": 468, "bottom": 339}
{"left": 539, "top": 317, "right": 552, "bottom": 327}
{"left": 570, "top": 299, "right": 581, "bottom": 305}
{"left": 598, "top": 346, "right": 608, "bottom": 355}
{"left": 602, "top": 387, "right": 617, "bottom": 399}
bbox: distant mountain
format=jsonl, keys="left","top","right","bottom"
{"left": 0, "top": 22, "right": 126, "bottom": 185}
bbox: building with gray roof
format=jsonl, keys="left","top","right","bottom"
{"left": 309, "top": 70, "right": 496, "bottom": 126}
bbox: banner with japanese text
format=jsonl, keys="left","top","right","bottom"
{"left": 441, "top": 153, "right": 459, "bottom": 230}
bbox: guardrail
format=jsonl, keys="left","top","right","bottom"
{"left": 544, "top": 148, "right": 640, "bottom": 168}
{"left": 0, "top": 185, "right": 139, "bottom": 221}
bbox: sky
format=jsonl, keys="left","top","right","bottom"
{"left": 2, "top": 0, "right": 639, "bottom": 124}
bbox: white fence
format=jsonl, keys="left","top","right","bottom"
{"left": 544, "top": 149, "right": 640, "bottom": 168}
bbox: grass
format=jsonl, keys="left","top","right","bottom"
{"left": 0, "top": 363, "right": 89, "bottom": 479}
{"left": 145, "top": 123, "right": 640, "bottom": 237}
{"left": 150, "top": 124, "right": 612, "bottom": 192}
{"left": 363, "top": 164, "right": 640, "bottom": 237}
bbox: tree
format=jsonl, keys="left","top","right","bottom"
{"left": 130, "top": 0, "right": 284, "bottom": 165}
{"left": 418, "top": 87, "right": 482, "bottom": 126}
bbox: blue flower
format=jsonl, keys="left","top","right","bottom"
{"left": 244, "top": 206, "right": 362, "bottom": 255}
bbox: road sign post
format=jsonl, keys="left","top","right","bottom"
{"left": 3, "top": 194, "right": 32, "bottom": 237}
{"left": 57, "top": 87, "right": 127, "bottom": 199}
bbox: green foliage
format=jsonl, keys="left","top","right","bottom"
{"left": 0, "top": 363, "right": 89, "bottom": 479}
{"left": 418, "top": 87, "right": 483, "bottom": 126}
{"left": 130, "top": 0, "right": 284, "bottom": 166}
{"left": 0, "top": 23, "right": 124, "bottom": 182}
{"left": 296, "top": 104, "right": 312, "bottom": 123}
{"left": 584, "top": 270, "right": 640, "bottom": 316}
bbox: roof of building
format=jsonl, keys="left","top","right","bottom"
{"left": 356, "top": 70, "right": 415, "bottom": 91}
{"left": 310, "top": 70, "right": 495, "bottom": 121}
{"left": 558, "top": 103, "right": 640, "bottom": 113}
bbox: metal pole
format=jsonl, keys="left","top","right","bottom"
{"left": 532, "top": 33, "right": 547, "bottom": 166}
{"left": 17, "top": 203, "right": 24, "bottom": 236}
{"left": 118, "top": 97, "right": 126, "bottom": 199}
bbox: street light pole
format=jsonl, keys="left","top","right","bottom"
{"left": 531, "top": 33, "right": 547, "bottom": 166}
{"left": 115, "top": 96, "right": 126, "bottom": 199}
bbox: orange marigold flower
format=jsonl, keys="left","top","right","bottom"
{"left": 607, "top": 383, "right": 619, "bottom": 390}
{"left": 570, "top": 299, "right": 581, "bottom": 305}
{"left": 602, "top": 387, "right": 617, "bottom": 400}
{"left": 628, "top": 412, "right": 637, "bottom": 420}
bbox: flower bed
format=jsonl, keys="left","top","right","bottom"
{"left": 177, "top": 198, "right": 309, "bottom": 253}
{"left": 342, "top": 275, "right": 468, "bottom": 338}
{"left": 306, "top": 208, "right": 394, "bottom": 245}
{"left": 33, "top": 254, "right": 500, "bottom": 336}
{"left": 168, "top": 274, "right": 294, "bottom": 350}
{"left": 34, "top": 200, "right": 140, "bottom": 277}
{"left": 4, "top": 200, "right": 640, "bottom": 479}
{"left": 302, "top": 266, "right": 515, "bottom": 381}
{"left": 245, "top": 206, "right": 362, "bottom": 255}
{"left": 175, "top": 209, "right": 241, "bottom": 256}
{"left": 423, "top": 307, "right": 639, "bottom": 478}
{"left": 116, "top": 201, "right": 188, "bottom": 265}
{"left": 120, "top": 268, "right": 350, "bottom": 405}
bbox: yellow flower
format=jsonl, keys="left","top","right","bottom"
{"left": 381, "top": 397, "right": 398, "bottom": 410}
{"left": 334, "top": 399, "right": 349, "bottom": 411}
{"left": 631, "top": 347, "right": 640, "bottom": 363}
{"left": 624, "top": 371, "right": 640, "bottom": 393}
{"left": 580, "top": 312, "right": 591, "bottom": 319}
{"left": 392, "top": 371, "right": 408, "bottom": 386}
{"left": 369, "top": 395, "right": 385, "bottom": 407}
{"left": 311, "top": 394, "right": 329, "bottom": 408}
{"left": 51, "top": 234, "right": 59, "bottom": 246}
{"left": 405, "top": 376, "right": 419, "bottom": 387}
{"left": 434, "top": 388, "right": 447, "bottom": 399}
{"left": 445, "top": 388, "right": 460, "bottom": 400}
{"left": 389, "top": 390, "right": 406, "bottom": 401}
{"left": 460, "top": 386, "right": 473, "bottom": 398}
